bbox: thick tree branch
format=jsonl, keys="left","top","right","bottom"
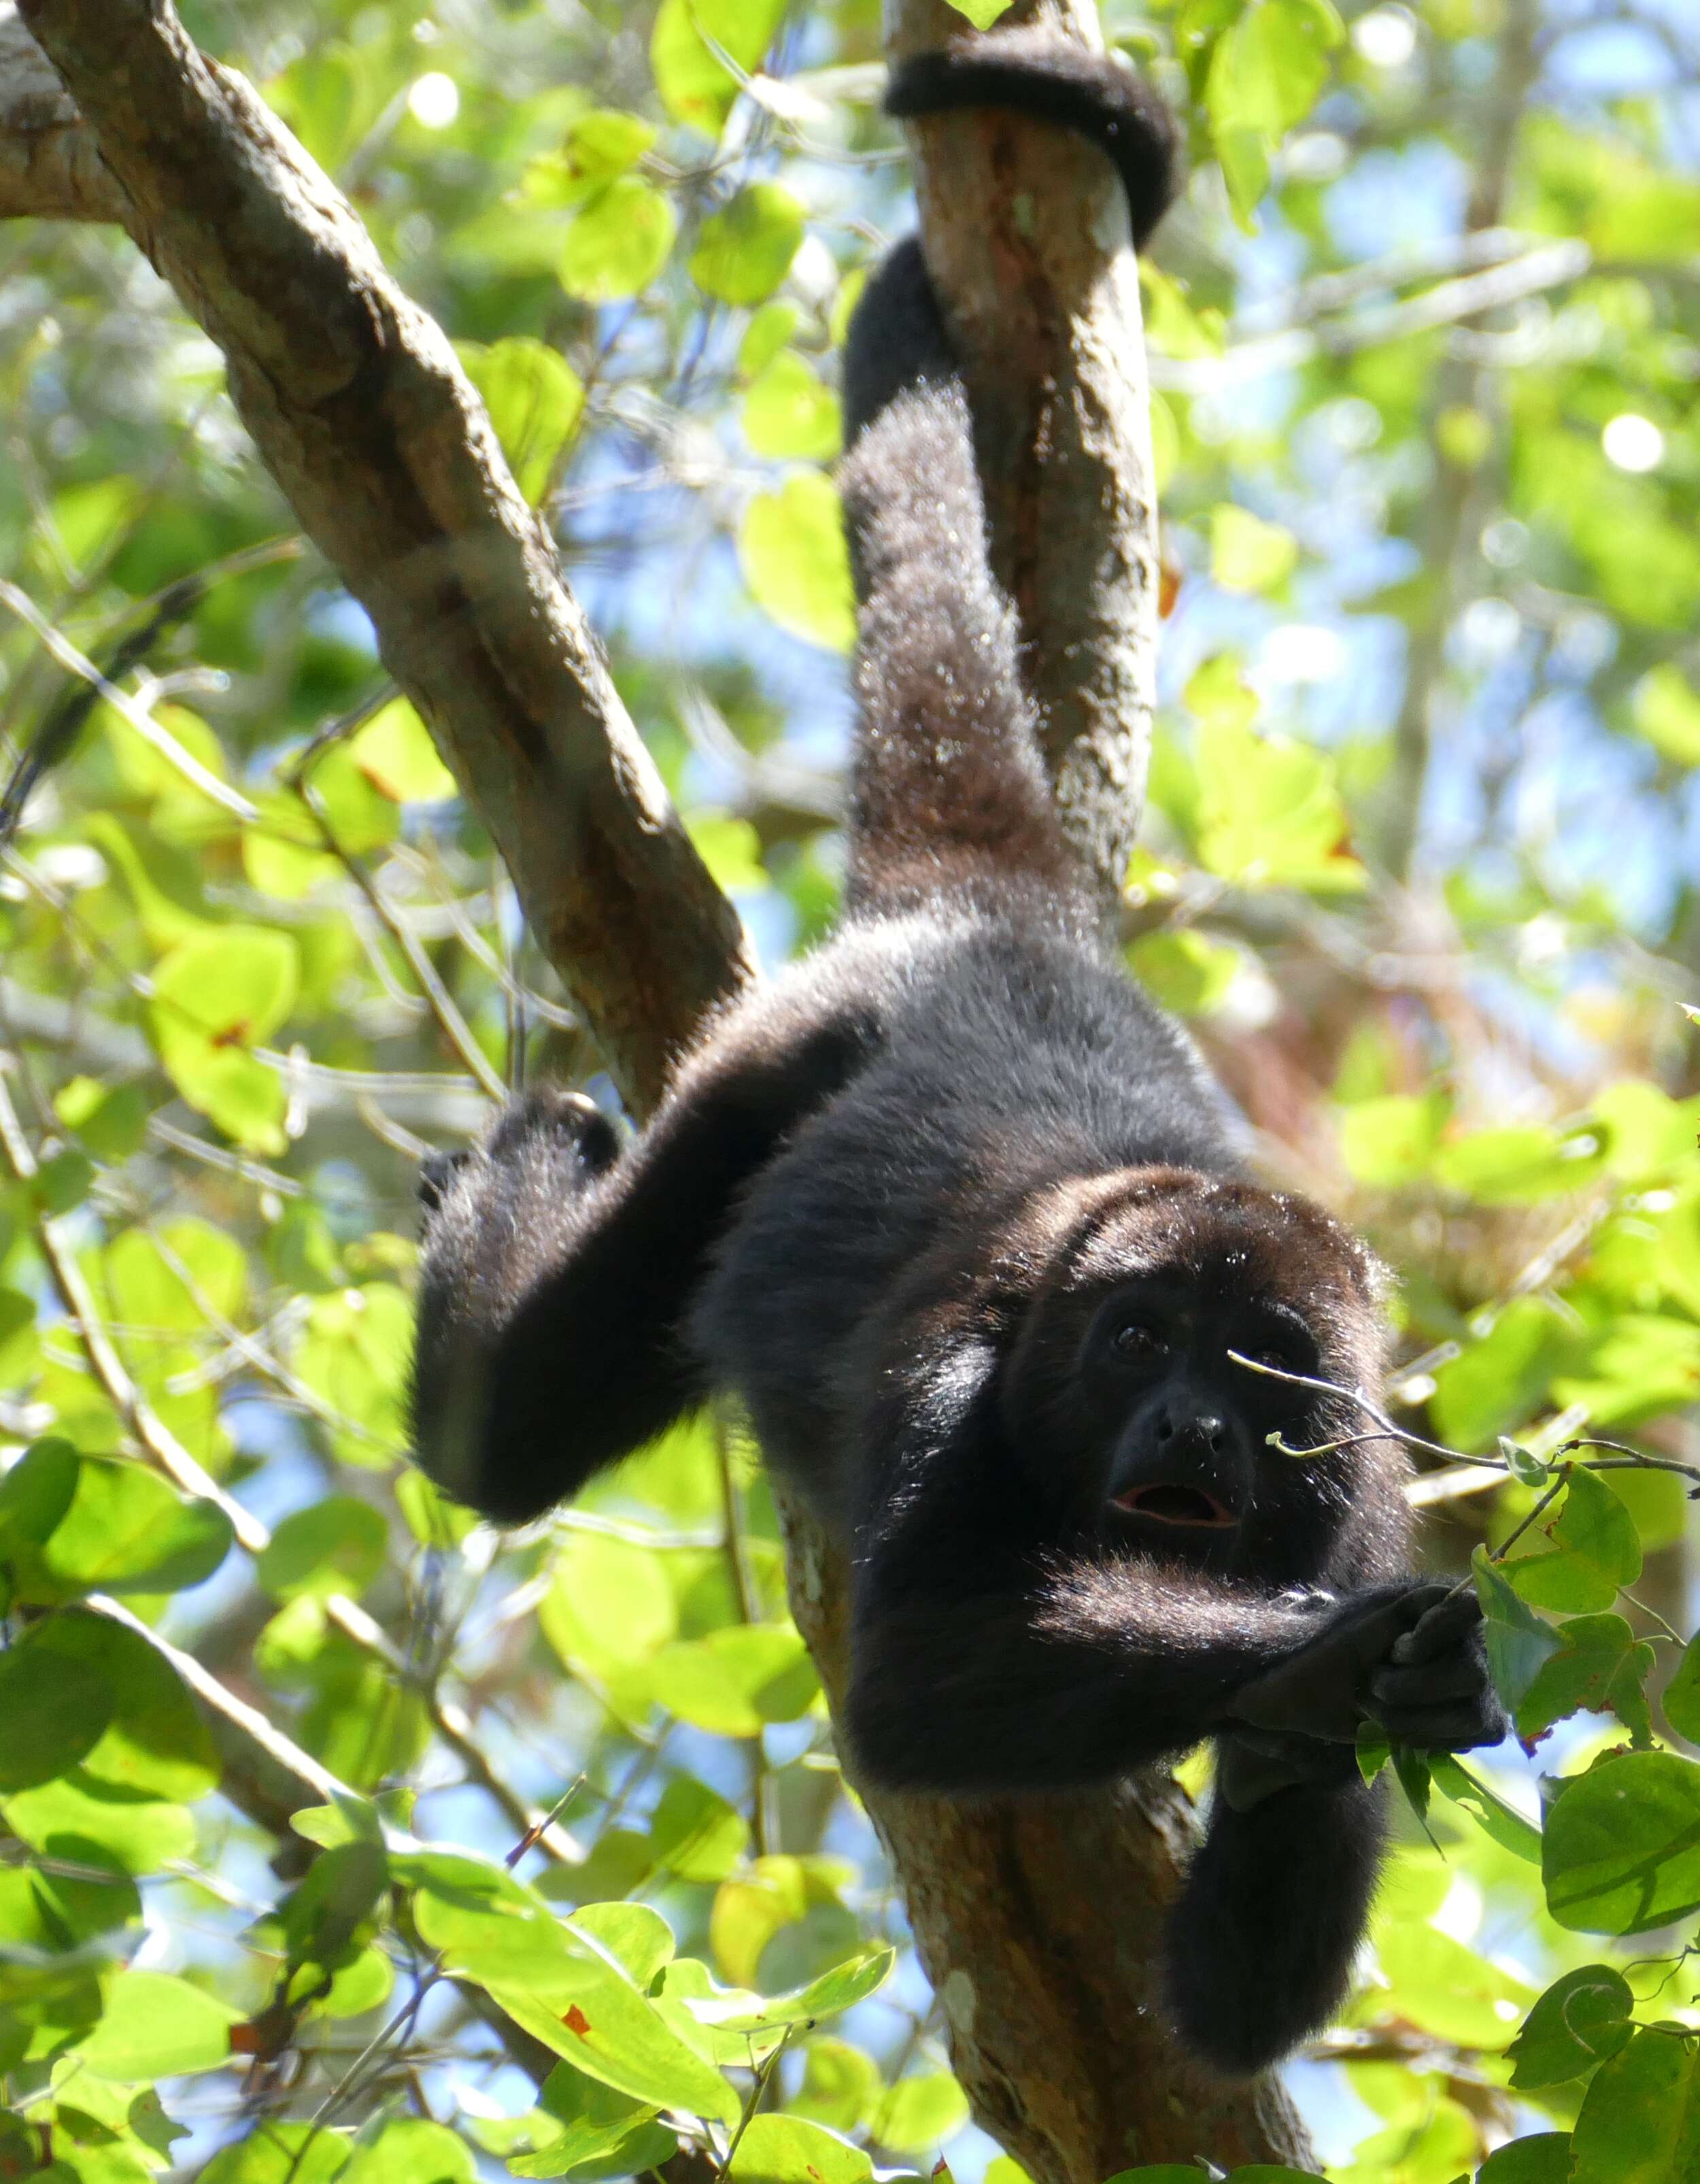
{"left": 9, "top": 0, "right": 749, "bottom": 1113}
{"left": 10, "top": 0, "right": 1311, "bottom": 2172}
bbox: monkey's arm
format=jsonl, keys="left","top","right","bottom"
{"left": 843, "top": 1348, "right": 1501, "bottom": 1791}
{"left": 1172, "top": 1590, "right": 1504, "bottom": 2072}
{"left": 840, "top": 1351, "right": 1452, "bottom": 1790}
{"left": 411, "top": 997, "right": 875, "bottom": 1524}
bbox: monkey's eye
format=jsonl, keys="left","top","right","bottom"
{"left": 1112, "top": 1321, "right": 1168, "bottom": 1362}
{"left": 1243, "top": 1341, "right": 1310, "bottom": 1381}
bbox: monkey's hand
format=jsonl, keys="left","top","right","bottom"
{"left": 1365, "top": 1586, "right": 1507, "bottom": 1754}
{"left": 417, "top": 1088, "right": 618, "bottom": 1221}
{"left": 1228, "top": 1581, "right": 1503, "bottom": 1753}
{"left": 411, "top": 1090, "right": 619, "bottom": 1507}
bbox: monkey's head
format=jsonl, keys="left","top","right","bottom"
{"left": 999, "top": 1169, "right": 1401, "bottom": 1583}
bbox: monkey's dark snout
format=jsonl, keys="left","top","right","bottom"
{"left": 1112, "top": 1409, "right": 1246, "bottom": 1529}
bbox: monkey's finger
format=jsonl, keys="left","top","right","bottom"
{"left": 1389, "top": 1590, "right": 1482, "bottom": 1665}
{"left": 1370, "top": 1656, "right": 1485, "bottom": 1709}
{"left": 1374, "top": 1702, "right": 1505, "bottom": 1751}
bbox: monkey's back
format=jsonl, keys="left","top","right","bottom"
{"left": 689, "top": 903, "right": 1247, "bottom": 1528}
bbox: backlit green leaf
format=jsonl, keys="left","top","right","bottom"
{"left": 1544, "top": 1751, "right": 1700, "bottom": 1934}
{"left": 739, "top": 475, "right": 856, "bottom": 652}
{"left": 691, "top": 184, "right": 804, "bottom": 306}
{"left": 73, "top": 1969, "right": 240, "bottom": 2079}
{"left": 560, "top": 178, "right": 675, "bottom": 302}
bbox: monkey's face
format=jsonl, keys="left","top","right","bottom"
{"left": 1084, "top": 1274, "right": 1316, "bottom": 1556}
{"left": 999, "top": 1169, "right": 1389, "bottom": 1577}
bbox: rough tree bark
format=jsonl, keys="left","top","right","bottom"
{"left": 1, "top": 0, "right": 1316, "bottom": 2171}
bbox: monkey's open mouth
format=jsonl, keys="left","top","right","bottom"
{"left": 1112, "top": 1483, "right": 1238, "bottom": 1529}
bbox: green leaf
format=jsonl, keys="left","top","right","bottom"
{"left": 650, "top": 0, "right": 787, "bottom": 133}
{"left": 1210, "top": 504, "right": 1297, "bottom": 593}
{"left": 73, "top": 1969, "right": 240, "bottom": 2079}
{"left": 1435, "top": 1124, "right": 1605, "bottom": 1204}
{"left": 401, "top": 1849, "right": 579, "bottom": 1984}
{"left": 1544, "top": 1751, "right": 1700, "bottom": 1934}
{"left": 725, "top": 2115, "right": 872, "bottom": 2184}
{"left": 30, "top": 1458, "right": 232, "bottom": 1600}
{"left": 456, "top": 339, "right": 584, "bottom": 505}
{"left": 1570, "top": 2026, "right": 1700, "bottom": 2184}
{"left": 1477, "top": 2138, "right": 1574, "bottom": 2184}
{"left": 148, "top": 926, "right": 298, "bottom": 1152}
{"left": 283, "top": 1838, "right": 388, "bottom": 1970}
{"left": 106, "top": 1217, "right": 246, "bottom": 1330}
{"left": 27, "top": 1608, "right": 220, "bottom": 1800}
{"left": 691, "top": 184, "right": 804, "bottom": 305}
{"left": 1195, "top": 720, "right": 1365, "bottom": 892}
{"left": 1127, "top": 929, "right": 1239, "bottom": 1017}
{"left": 567, "top": 1902, "right": 675, "bottom": 1987}
{"left": 0, "top": 1439, "right": 80, "bottom": 1553}
{"left": 943, "top": 0, "right": 1015, "bottom": 26}
{"left": 1508, "top": 1964, "right": 1635, "bottom": 2089}
{"left": 1515, "top": 1611, "right": 1654, "bottom": 1746}
{"left": 1508, "top": 1468, "right": 1643, "bottom": 1613}
{"left": 711, "top": 1943, "right": 893, "bottom": 2037}
{"left": 1472, "top": 1545, "right": 1563, "bottom": 1709}
{"left": 348, "top": 698, "right": 460, "bottom": 804}
{"left": 1501, "top": 1437, "right": 1552, "bottom": 1488}
{"left": 1337, "top": 1092, "right": 1446, "bottom": 1188}
{"left": 738, "top": 475, "right": 856, "bottom": 652}
{"left": 1632, "top": 663, "right": 1700, "bottom": 766}
{"left": 1429, "top": 1755, "right": 1542, "bottom": 1862}
{"left": 560, "top": 178, "right": 676, "bottom": 302}
{"left": 1663, "top": 1629, "right": 1700, "bottom": 1743}
{"left": 1, "top": 1772, "right": 195, "bottom": 1875}
{"left": 486, "top": 1963, "right": 738, "bottom": 2123}
{"left": 1208, "top": 0, "right": 1344, "bottom": 139}
{"left": 0, "top": 1286, "right": 41, "bottom": 1389}
{"left": 743, "top": 352, "right": 842, "bottom": 461}
{"left": 341, "top": 2119, "right": 473, "bottom": 2184}
{"left": 541, "top": 1530, "right": 677, "bottom": 1675}
{"left": 522, "top": 110, "right": 656, "bottom": 205}
{"left": 872, "top": 2072, "right": 969, "bottom": 2153}
{"left": 649, "top": 1777, "right": 749, "bottom": 1882}
{"left": 647, "top": 1624, "right": 818, "bottom": 1736}
{"left": 201, "top": 2124, "right": 350, "bottom": 2184}
{"left": 739, "top": 301, "right": 802, "bottom": 377}
{"left": 258, "top": 1496, "right": 388, "bottom": 1602}
{"left": 791, "top": 2038, "right": 880, "bottom": 2132}
{"left": 0, "top": 1630, "right": 112, "bottom": 1791}
{"left": 513, "top": 2061, "right": 671, "bottom": 2179}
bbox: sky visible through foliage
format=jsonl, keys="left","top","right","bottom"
{"left": 3, "top": 1, "right": 1700, "bottom": 2181}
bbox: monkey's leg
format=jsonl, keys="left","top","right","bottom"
{"left": 410, "top": 997, "right": 874, "bottom": 1524}
{"left": 1163, "top": 1753, "right": 1387, "bottom": 2077}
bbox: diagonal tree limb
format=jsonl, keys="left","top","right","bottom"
{"left": 9, "top": 0, "right": 1313, "bottom": 2171}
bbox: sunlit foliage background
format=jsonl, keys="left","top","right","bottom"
{"left": 2, "top": 2, "right": 1700, "bottom": 2180}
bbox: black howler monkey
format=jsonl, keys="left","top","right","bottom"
{"left": 411, "top": 31, "right": 1505, "bottom": 2077}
